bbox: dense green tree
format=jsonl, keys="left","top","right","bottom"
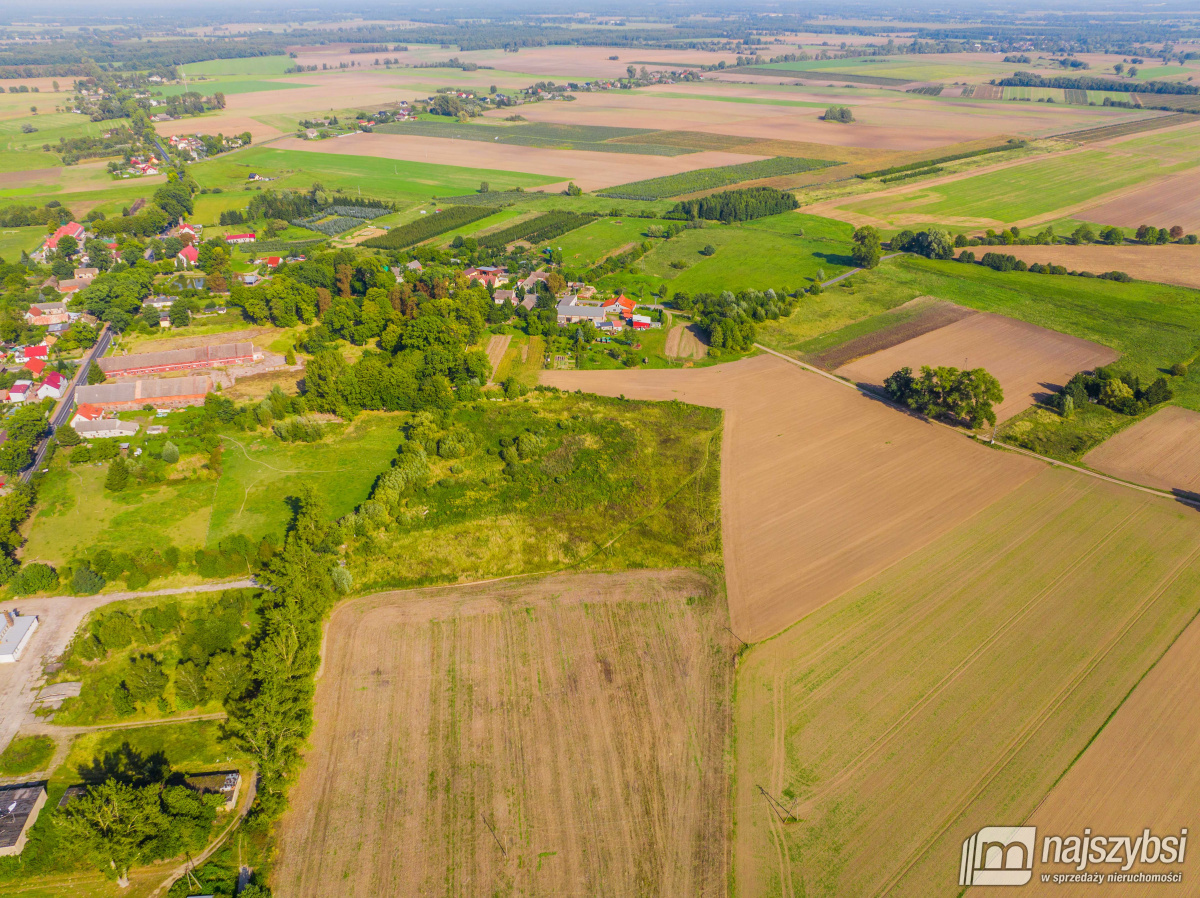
{"left": 57, "top": 780, "right": 168, "bottom": 887}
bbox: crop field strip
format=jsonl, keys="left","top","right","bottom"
{"left": 804, "top": 297, "right": 978, "bottom": 370}
{"left": 374, "top": 120, "right": 700, "bottom": 156}
{"left": 362, "top": 205, "right": 499, "bottom": 249}
{"left": 739, "top": 66, "right": 915, "bottom": 86}
{"left": 274, "top": 570, "right": 733, "bottom": 898}
{"left": 1054, "top": 112, "right": 1199, "bottom": 142}
{"left": 1082, "top": 406, "right": 1200, "bottom": 496}
{"left": 735, "top": 468, "right": 1200, "bottom": 897}
{"left": 598, "top": 156, "right": 838, "bottom": 200}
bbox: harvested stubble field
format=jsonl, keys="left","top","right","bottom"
{"left": 542, "top": 354, "right": 1039, "bottom": 640}
{"left": 664, "top": 323, "right": 708, "bottom": 359}
{"left": 274, "top": 569, "right": 733, "bottom": 898}
{"left": 736, "top": 468, "right": 1200, "bottom": 897}
{"left": 1023, "top": 599, "right": 1200, "bottom": 895}
{"left": 1082, "top": 405, "right": 1200, "bottom": 496}
{"left": 1005, "top": 243, "right": 1200, "bottom": 290}
{"left": 836, "top": 311, "right": 1118, "bottom": 422}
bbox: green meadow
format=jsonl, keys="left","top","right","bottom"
{"left": 191, "top": 146, "right": 563, "bottom": 203}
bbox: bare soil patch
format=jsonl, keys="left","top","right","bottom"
{"left": 1024, "top": 590, "right": 1200, "bottom": 895}
{"left": 155, "top": 115, "right": 284, "bottom": 143}
{"left": 810, "top": 297, "right": 976, "bottom": 369}
{"left": 1078, "top": 168, "right": 1200, "bottom": 233}
{"left": 1005, "top": 243, "right": 1200, "bottom": 290}
{"left": 272, "top": 133, "right": 766, "bottom": 192}
{"left": 1083, "top": 405, "right": 1200, "bottom": 496}
{"left": 665, "top": 323, "right": 708, "bottom": 360}
{"left": 273, "top": 569, "right": 733, "bottom": 898}
{"left": 484, "top": 333, "right": 511, "bottom": 382}
{"left": 542, "top": 354, "right": 1039, "bottom": 640}
{"left": 836, "top": 312, "right": 1118, "bottom": 422}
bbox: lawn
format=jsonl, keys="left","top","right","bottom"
{"left": 207, "top": 412, "right": 403, "bottom": 545}
{"left": 735, "top": 467, "right": 1200, "bottom": 896}
{"left": 22, "top": 411, "right": 404, "bottom": 570}
{"left": 0, "top": 734, "right": 55, "bottom": 776}
{"left": 191, "top": 147, "right": 562, "bottom": 203}
{"left": 0, "top": 225, "right": 46, "bottom": 259}
{"left": 552, "top": 216, "right": 662, "bottom": 267}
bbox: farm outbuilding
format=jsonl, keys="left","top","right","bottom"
{"left": 76, "top": 376, "right": 212, "bottom": 411}
{"left": 98, "top": 342, "right": 259, "bottom": 377}
{"left": 0, "top": 783, "right": 48, "bottom": 855}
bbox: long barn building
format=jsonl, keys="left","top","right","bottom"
{"left": 98, "top": 342, "right": 258, "bottom": 377}
{"left": 75, "top": 376, "right": 212, "bottom": 411}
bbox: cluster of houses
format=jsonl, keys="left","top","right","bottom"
{"left": 124, "top": 153, "right": 161, "bottom": 177}
{"left": 458, "top": 265, "right": 651, "bottom": 332}
{"left": 166, "top": 133, "right": 206, "bottom": 159}
{"left": 0, "top": 301, "right": 99, "bottom": 405}
{"left": 31, "top": 221, "right": 86, "bottom": 263}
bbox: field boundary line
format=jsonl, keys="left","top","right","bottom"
{"left": 753, "top": 343, "right": 1200, "bottom": 510}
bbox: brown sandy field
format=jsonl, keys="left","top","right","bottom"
{"left": 271, "top": 132, "right": 767, "bottom": 191}
{"left": 808, "top": 296, "right": 976, "bottom": 369}
{"left": 664, "top": 322, "right": 708, "bottom": 359}
{"left": 836, "top": 311, "right": 1118, "bottom": 422}
{"left": 1083, "top": 406, "right": 1200, "bottom": 496}
{"left": 1020, "top": 596, "right": 1200, "bottom": 896}
{"left": 1079, "top": 168, "right": 1200, "bottom": 234}
{"left": 542, "top": 353, "right": 1040, "bottom": 641}
{"left": 736, "top": 468, "right": 1200, "bottom": 897}
{"left": 497, "top": 88, "right": 1140, "bottom": 151}
{"left": 273, "top": 569, "right": 734, "bottom": 898}
{"left": 156, "top": 114, "right": 285, "bottom": 143}
{"left": 1005, "top": 243, "right": 1200, "bottom": 290}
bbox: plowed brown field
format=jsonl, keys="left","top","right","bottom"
{"left": 1005, "top": 244, "right": 1200, "bottom": 290}
{"left": 543, "top": 354, "right": 1039, "bottom": 640}
{"left": 836, "top": 312, "right": 1118, "bottom": 422}
{"left": 1020, "top": 600, "right": 1200, "bottom": 896}
{"left": 274, "top": 570, "right": 733, "bottom": 898}
{"left": 1079, "top": 168, "right": 1200, "bottom": 232}
{"left": 1083, "top": 405, "right": 1200, "bottom": 495}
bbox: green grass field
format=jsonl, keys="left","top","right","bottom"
{"left": 154, "top": 78, "right": 310, "bottom": 98}
{"left": 736, "top": 467, "right": 1200, "bottom": 896}
{"left": 23, "top": 413, "right": 404, "bottom": 568}
{"left": 182, "top": 55, "right": 295, "bottom": 77}
{"left": 550, "top": 216, "right": 660, "bottom": 266}
{"left": 0, "top": 226, "right": 45, "bottom": 259}
{"left": 191, "top": 147, "right": 562, "bottom": 203}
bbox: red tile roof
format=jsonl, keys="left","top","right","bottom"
{"left": 23, "top": 358, "right": 45, "bottom": 376}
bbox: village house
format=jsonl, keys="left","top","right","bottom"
{"left": 556, "top": 295, "right": 606, "bottom": 326}
{"left": 177, "top": 245, "right": 199, "bottom": 268}
{"left": 464, "top": 266, "right": 509, "bottom": 288}
{"left": 492, "top": 289, "right": 516, "bottom": 305}
{"left": 8, "top": 381, "right": 34, "bottom": 404}
{"left": 17, "top": 345, "right": 48, "bottom": 364}
{"left": 224, "top": 233, "right": 256, "bottom": 245}
{"left": 73, "top": 267, "right": 99, "bottom": 283}
{"left": 602, "top": 294, "right": 637, "bottom": 317}
{"left": 33, "top": 222, "right": 85, "bottom": 261}
{"left": 98, "top": 342, "right": 259, "bottom": 377}
{"left": 23, "top": 358, "right": 45, "bottom": 378}
{"left": 70, "top": 403, "right": 104, "bottom": 428}
{"left": 24, "top": 302, "right": 69, "bottom": 326}
{"left": 75, "top": 376, "right": 213, "bottom": 411}
{"left": 37, "top": 372, "right": 67, "bottom": 401}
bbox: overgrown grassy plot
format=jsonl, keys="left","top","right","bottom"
{"left": 342, "top": 391, "right": 723, "bottom": 591}
{"left": 735, "top": 469, "right": 1200, "bottom": 897}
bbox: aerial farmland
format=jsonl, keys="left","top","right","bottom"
{"left": 0, "top": 4, "right": 1199, "bottom": 897}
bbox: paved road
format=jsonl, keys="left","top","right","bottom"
{"left": 22, "top": 324, "right": 112, "bottom": 482}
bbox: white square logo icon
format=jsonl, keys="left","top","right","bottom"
{"left": 960, "top": 826, "right": 1036, "bottom": 886}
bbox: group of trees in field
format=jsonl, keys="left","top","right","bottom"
{"left": 1050, "top": 366, "right": 1174, "bottom": 418}
{"left": 998, "top": 71, "right": 1199, "bottom": 95}
{"left": 676, "top": 288, "right": 798, "bottom": 352}
{"left": 851, "top": 225, "right": 883, "bottom": 268}
{"left": 823, "top": 105, "right": 854, "bottom": 123}
{"left": 666, "top": 186, "right": 799, "bottom": 223}
{"left": 884, "top": 365, "right": 1005, "bottom": 428}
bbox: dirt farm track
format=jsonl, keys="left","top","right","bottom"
{"left": 274, "top": 570, "right": 734, "bottom": 898}
{"left": 543, "top": 354, "right": 1040, "bottom": 640}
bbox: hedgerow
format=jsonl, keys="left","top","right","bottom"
{"left": 362, "top": 206, "right": 499, "bottom": 249}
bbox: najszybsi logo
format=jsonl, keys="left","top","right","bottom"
{"left": 960, "top": 825, "right": 1188, "bottom": 887}
{"left": 960, "top": 826, "right": 1036, "bottom": 886}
